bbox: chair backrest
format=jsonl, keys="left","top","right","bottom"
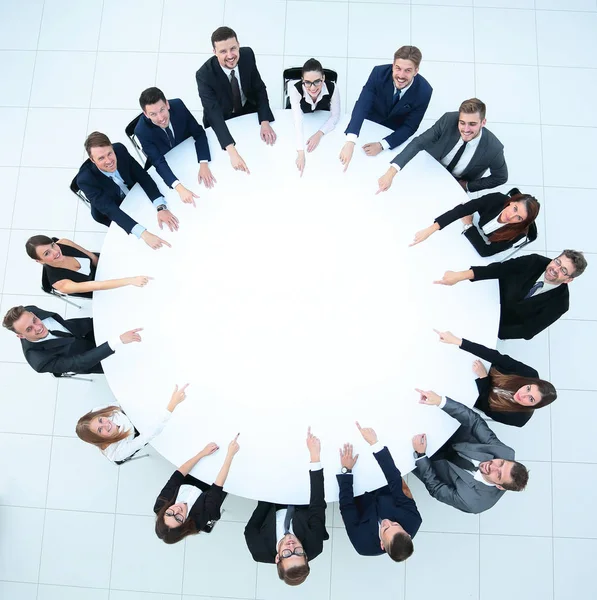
{"left": 70, "top": 167, "right": 91, "bottom": 208}
{"left": 282, "top": 67, "right": 339, "bottom": 109}
{"left": 125, "top": 113, "right": 151, "bottom": 168}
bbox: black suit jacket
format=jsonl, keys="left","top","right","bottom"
{"left": 196, "top": 47, "right": 274, "bottom": 149}
{"left": 337, "top": 447, "right": 422, "bottom": 556}
{"left": 20, "top": 306, "right": 114, "bottom": 375}
{"left": 391, "top": 112, "right": 508, "bottom": 192}
{"left": 244, "top": 469, "right": 329, "bottom": 563}
{"left": 471, "top": 254, "right": 569, "bottom": 340}
{"left": 76, "top": 142, "right": 163, "bottom": 234}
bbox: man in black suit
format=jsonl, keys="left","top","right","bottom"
{"left": 196, "top": 26, "right": 275, "bottom": 174}
{"left": 435, "top": 249, "right": 588, "bottom": 340}
{"left": 2, "top": 305, "right": 142, "bottom": 375}
{"left": 377, "top": 98, "right": 507, "bottom": 194}
{"left": 76, "top": 132, "right": 173, "bottom": 250}
{"left": 244, "top": 427, "right": 329, "bottom": 587}
{"left": 337, "top": 422, "right": 421, "bottom": 561}
{"left": 135, "top": 87, "right": 216, "bottom": 206}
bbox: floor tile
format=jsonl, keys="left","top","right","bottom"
{"left": 99, "top": 0, "right": 163, "bottom": 52}
{"left": 0, "top": 230, "right": 11, "bottom": 294}
{"left": 38, "top": 0, "right": 103, "bottom": 51}
{"left": 220, "top": 493, "right": 259, "bottom": 524}
{"left": 480, "top": 535, "right": 553, "bottom": 600}
{"left": 345, "top": 58, "right": 387, "bottom": 116}
{"left": 110, "top": 514, "right": 184, "bottom": 594}
{"left": 86, "top": 107, "right": 146, "bottom": 162}
{"left": 0, "top": 1, "right": 44, "bottom": 50}
{"left": 0, "top": 506, "right": 45, "bottom": 582}
{"left": 0, "top": 432, "right": 52, "bottom": 508}
{"left": 0, "top": 582, "right": 37, "bottom": 600}
{"left": 0, "top": 51, "right": 36, "bottom": 107}
{"left": 38, "top": 585, "right": 110, "bottom": 600}
{"left": 248, "top": 55, "right": 285, "bottom": 112}
{"left": 474, "top": 0, "right": 534, "bottom": 6}
{"left": 39, "top": 510, "right": 114, "bottom": 587}
{"left": 113, "top": 592, "right": 181, "bottom": 600}
{"left": 554, "top": 538, "right": 597, "bottom": 600}
{"left": 497, "top": 328, "right": 550, "bottom": 386}
{"left": 0, "top": 107, "right": 28, "bottom": 166}
{"left": 536, "top": 0, "right": 596, "bottom": 8}
{"left": 557, "top": 252, "right": 595, "bottom": 321}
{"left": 0, "top": 166, "right": 20, "bottom": 219}
{"left": 46, "top": 436, "right": 119, "bottom": 513}
{"left": 421, "top": 61, "right": 475, "bottom": 121}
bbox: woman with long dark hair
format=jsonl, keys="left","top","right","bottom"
{"left": 154, "top": 434, "right": 240, "bottom": 544}
{"left": 434, "top": 330, "right": 556, "bottom": 427}
{"left": 410, "top": 189, "right": 540, "bottom": 257}
{"left": 75, "top": 384, "right": 188, "bottom": 463}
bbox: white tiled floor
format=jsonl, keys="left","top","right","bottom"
{"left": 0, "top": 1, "right": 595, "bottom": 599}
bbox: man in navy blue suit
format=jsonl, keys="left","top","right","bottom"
{"left": 340, "top": 46, "right": 432, "bottom": 171}
{"left": 135, "top": 87, "right": 216, "bottom": 207}
{"left": 77, "top": 132, "right": 175, "bottom": 250}
{"left": 336, "top": 422, "right": 422, "bottom": 561}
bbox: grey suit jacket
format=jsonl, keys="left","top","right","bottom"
{"left": 390, "top": 112, "right": 508, "bottom": 193}
{"left": 413, "top": 398, "right": 515, "bottom": 514}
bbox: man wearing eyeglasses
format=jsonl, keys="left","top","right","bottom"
{"left": 434, "top": 249, "right": 588, "bottom": 340}
{"left": 243, "top": 427, "right": 329, "bottom": 586}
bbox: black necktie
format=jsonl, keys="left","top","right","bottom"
{"left": 164, "top": 126, "right": 175, "bottom": 148}
{"left": 524, "top": 281, "right": 544, "bottom": 299}
{"left": 283, "top": 505, "right": 295, "bottom": 534}
{"left": 49, "top": 329, "right": 73, "bottom": 338}
{"left": 393, "top": 88, "right": 401, "bottom": 106}
{"left": 446, "top": 141, "right": 468, "bottom": 174}
{"left": 230, "top": 69, "right": 242, "bottom": 114}
{"left": 450, "top": 453, "right": 478, "bottom": 473}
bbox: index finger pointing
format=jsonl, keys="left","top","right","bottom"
{"left": 355, "top": 421, "right": 362, "bottom": 430}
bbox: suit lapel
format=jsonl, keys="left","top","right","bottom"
{"left": 212, "top": 55, "right": 233, "bottom": 105}
{"left": 461, "top": 130, "right": 489, "bottom": 177}
{"left": 389, "top": 75, "right": 417, "bottom": 115}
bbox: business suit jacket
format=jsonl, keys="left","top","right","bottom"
{"left": 76, "top": 143, "right": 163, "bottom": 234}
{"left": 435, "top": 192, "right": 530, "bottom": 257}
{"left": 134, "top": 98, "right": 211, "bottom": 188}
{"left": 244, "top": 469, "right": 329, "bottom": 563}
{"left": 337, "top": 447, "right": 422, "bottom": 556}
{"left": 345, "top": 66, "right": 432, "bottom": 150}
{"left": 154, "top": 470, "right": 225, "bottom": 532}
{"left": 414, "top": 398, "right": 514, "bottom": 514}
{"left": 196, "top": 47, "right": 275, "bottom": 150}
{"left": 471, "top": 253, "right": 569, "bottom": 340}
{"left": 19, "top": 306, "right": 114, "bottom": 375}
{"left": 391, "top": 112, "right": 508, "bottom": 192}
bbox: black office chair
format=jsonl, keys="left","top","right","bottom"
{"left": 70, "top": 171, "right": 91, "bottom": 209}
{"left": 282, "top": 67, "right": 338, "bottom": 109}
{"left": 501, "top": 187, "right": 539, "bottom": 261}
{"left": 41, "top": 267, "right": 82, "bottom": 309}
{"left": 124, "top": 114, "right": 152, "bottom": 170}
{"left": 53, "top": 372, "right": 93, "bottom": 382}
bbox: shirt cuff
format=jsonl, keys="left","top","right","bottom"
{"left": 415, "top": 454, "right": 428, "bottom": 462}
{"left": 438, "top": 396, "right": 447, "bottom": 409}
{"left": 152, "top": 197, "right": 167, "bottom": 208}
{"left": 370, "top": 441, "right": 384, "bottom": 454}
{"left": 380, "top": 139, "right": 390, "bottom": 150}
{"left": 108, "top": 336, "right": 122, "bottom": 352}
{"left": 131, "top": 224, "right": 146, "bottom": 239}
{"left": 199, "top": 160, "right": 208, "bottom": 164}
{"left": 171, "top": 180, "right": 180, "bottom": 189}
{"left": 346, "top": 133, "right": 358, "bottom": 144}
{"left": 309, "top": 461, "right": 322, "bottom": 471}
{"left": 389, "top": 163, "right": 401, "bottom": 172}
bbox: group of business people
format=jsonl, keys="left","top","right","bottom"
{"left": 1, "top": 25, "right": 589, "bottom": 587}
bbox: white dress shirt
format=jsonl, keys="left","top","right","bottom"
{"left": 221, "top": 64, "right": 246, "bottom": 106}
{"left": 31, "top": 317, "right": 70, "bottom": 342}
{"left": 439, "top": 129, "right": 483, "bottom": 177}
{"left": 481, "top": 211, "right": 505, "bottom": 236}
{"left": 175, "top": 484, "right": 202, "bottom": 519}
{"left": 74, "top": 257, "right": 92, "bottom": 276}
{"left": 531, "top": 273, "right": 562, "bottom": 297}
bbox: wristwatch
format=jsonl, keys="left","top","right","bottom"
{"left": 157, "top": 204, "right": 167, "bottom": 212}
{"left": 340, "top": 467, "right": 352, "bottom": 474}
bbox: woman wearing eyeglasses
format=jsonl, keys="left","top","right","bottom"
{"left": 75, "top": 384, "right": 188, "bottom": 463}
{"left": 410, "top": 189, "right": 540, "bottom": 257}
{"left": 289, "top": 58, "right": 341, "bottom": 176}
{"left": 154, "top": 434, "right": 240, "bottom": 544}
{"left": 26, "top": 234, "right": 151, "bottom": 298}
{"left": 434, "top": 330, "right": 556, "bottom": 427}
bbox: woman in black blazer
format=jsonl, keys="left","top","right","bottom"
{"left": 154, "top": 434, "right": 240, "bottom": 544}
{"left": 410, "top": 189, "right": 540, "bottom": 257}
{"left": 26, "top": 234, "right": 151, "bottom": 298}
{"left": 435, "top": 330, "right": 556, "bottom": 427}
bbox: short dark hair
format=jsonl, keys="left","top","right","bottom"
{"left": 561, "top": 249, "right": 587, "bottom": 278}
{"left": 459, "top": 98, "right": 486, "bottom": 121}
{"left": 502, "top": 461, "right": 529, "bottom": 492}
{"left": 394, "top": 46, "right": 422, "bottom": 69}
{"left": 25, "top": 235, "right": 54, "bottom": 260}
{"left": 386, "top": 531, "right": 414, "bottom": 562}
{"left": 84, "top": 131, "right": 112, "bottom": 157}
{"left": 3, "top": 306, "right": 27, "bottom": 333}
{"left": 302, "top": 58, "right": 323, "bottom": 76}
{"left": 139, "top": 87, "right": 167, "bottom": 111}
{"left": 211, "top": 26, "right": 238, "bottom": 48}
{"left": 277, "top": 559, "right": 310, "bottom": 586}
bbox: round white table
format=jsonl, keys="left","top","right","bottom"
{"left": 94, "top": 109, "right": 499, "bottom": 504}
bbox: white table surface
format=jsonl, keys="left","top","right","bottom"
{"left": 94, "top": 109, "right": 499, "bottom": 504}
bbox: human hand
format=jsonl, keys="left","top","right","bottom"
{"left": 168, "top": 383, "right": 189, "bottom": 411}
{"left": 175, "top": 184, "right": 199, "bottom": 207}
{"left": 128, "top": 275, "right": 153, "bottom": 287}
{"left": 199, "top": 442, "right": 219, "bottom": 458}
{"left": 339, "top": 142, "right": 355, "bottom": 172}
{"left": 433, "top": 270, "right": 464, "bottom": 286}
{"left": 306, "top": 131, "right": 323, "bottom": 152}
{"left": 355, "top": 421, "right": 378, "bottom": 445}
{"left": 460, "top": 214, "right": 473, "bottom": 226}
{"left": 306, "top": 426, "right": 321, "bottom": 461}
{"left": 198, "top": 163, "right": 217, "bottom": 189}
{"left": 227, "top": 433, "right": 240, "bottom": 456}
{"left": 472, "top": 359, "right": 488, "bottom": 379}
{"left": 157, "top": 209, "right": 179, "bottom": 232}
{"left": 410, "top": 224, "right": 438, "bottom": 247}
{"left": 296, "top": 151, "right": 305, "bottom": 177}
{"left": 376, "top": 168, "right": 396, "bottom": 195}
{"left": 339, "top": 443, "right": 359, "bottom": 469}
{"left": 141, "top": 231, "right": 171, "bottom": 250}
{"left": 416, "top": 388, "right": 442, "bottom": 406}
{"left": 229, "top": 149, "right": 250, "bottom": 174}
{"left": 362, "top": 142, "right": 383, "bottom": 156}
{"left": 260, "top": 121, "right": 277, "bottom": 145}
{"left": 433, "top": 329, "right": 462, "bottom": 346}
{"left": 412, "top": 434, "right": 427, "bottom": 454}
{"left": 120, "top": 327, "right": 143, "bottom": 344}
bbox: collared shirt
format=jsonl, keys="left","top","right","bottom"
{"left": 532, "top": 272, "right": 562, "bottom": 297}
{"left": 481, "top": 211, "right": 505, "bottom": 236}
{"left": 175, "top": 484, "right": 202, "bottom": 521}
{"left": 439, "top": 129, "right": 484, "bottom": 177}
{"left": 31, "top": 317, "right": 70, "bottom": 342}
{"left": 221, "top": 64, "right": 246, "bottom": 106}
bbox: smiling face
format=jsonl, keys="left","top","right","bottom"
{"left": 478, "top": 459, "right": 514, "bottom": 489}
{"left": 89, "top": 415, "right": 119, "bottom": 439}
{"left": 143, "top": 99, "right": 171, "bottom": 129}
{"left": 458, "top": 111, "right": 486, "bottom": 142}
{"left": 302, "top": 70, "right": 324, "bottom": 99}
{"left": 500, "top": 201, "right": 528, "bottom": 224}
{"left": 34, "top": 241, "right": 63, "bottom": 265}
{"left": 392, "top": 58, "right": 418, "bottom": 90}
{"left": 89, "top": 145, "right": 117, "bottom": 173}
{"left": 275, "top": 534, "right": 307, "bottom": 569}
{"left": 379, "top": 519, "right": 406, "bottom": 550}
{"left": 544, "top": 254, "right": 576, "bottom": 285}
{"left": 164, "top": 502, "right": 188, "bottom": 529}
{"left": 12, "top": 311, "right": 49, "bottom": 341}
{"left": 513, "top": 384, "right": 542, "bottom": 407}
{"left": 213, "top": 37, "right": 240, "bottom": 70}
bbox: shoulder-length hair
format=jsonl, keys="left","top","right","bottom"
{"left": 75, "top": 406, "right": 130, "bottom": 450}
{"left": 488, "top": 367, "right": 557, "bottom": 413}
{"left": 488, "top": 194, "right": 540, "bottom": 243}
{"left": 155, "top": 500, "right": 199, "bottom": 544}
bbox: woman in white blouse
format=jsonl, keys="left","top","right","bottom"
{"left": 410, "top": 190, "right": 540, "bottom": 257}
{"left": 289, "top": 58, "right": 341, "bottom": 176}
{"left": 75, "top": 383, "right": 188, "bottom": 464}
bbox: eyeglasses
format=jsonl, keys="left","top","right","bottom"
{"left": 302, "top": 79, "right": 323, "bottom": 88}
{"left": 165, "top": 510, "right": 184, "bottom": 524}
{"left": 553, "top": 257, "right": 570, "bottom": 277}
{"left": 279, "top": 547, "right": 306, "bottom": 559}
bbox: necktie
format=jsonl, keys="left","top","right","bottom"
{"left": 446, "top": 141, "right": 468, "bottom": 174}
{"left": 450, "top": 453, "right": 478, "bottom": 473}
{"left": 524, "top": 281, "right": 544, "bottom": 299}
{"left": 164, "top": 126, "right": 175, "bottom": 148}
{"left": 283, "top": 505, "right": 295, "bottom": 535}
{"left": 110, "top": 172, "right": 129, "bottom": 199}
{"left": 393, "top": 88, "right": 401, "bottom": 106}
{"left": 49, "top": 329, "right": 73, "bottom": 338}
{"left": 230, "top": 69, "right": 242, "bottom": 114}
